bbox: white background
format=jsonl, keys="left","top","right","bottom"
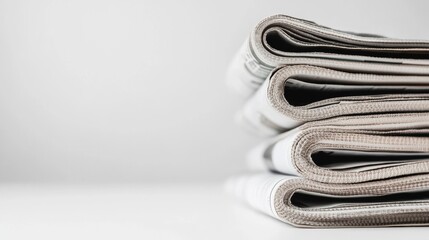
{"left": 1, "top": 0, "right": 429, "bottom": 184}
{"left": 2, "top": 0, "right": 429, "bottom": 239}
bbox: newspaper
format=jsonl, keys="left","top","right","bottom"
{"left": 238, "top": 65, "right": 429, "bottom": 135}
{"left": 227, "top": 14, "right": 429, "bottom": 98}
{"left": 227, "top": 173, "right": 429, "bottom": 227}
{"left": 246, "top": 113, "right": 429, "bottom": 183}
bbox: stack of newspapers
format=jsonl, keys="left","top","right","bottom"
{"left": 226, "top": 15, "right": 429, "bottom": 227}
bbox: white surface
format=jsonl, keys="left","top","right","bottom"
{"left": 1, "top": 0, "right": 429, "bottom": 183}
{"left": 1, "top": 183, "right": 429, "bottom": 240}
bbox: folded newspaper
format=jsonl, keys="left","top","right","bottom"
{"left": 239, "top": 65, "right": 429, "bottom": 135}
{"left": 227, "top": 14, "right": 429, "bottom": 98}
{"left": 247, "top": 113, "right": 429, "bottom": 183}
{"left": 227, "top": 173, "right": 429, "bottom": 227}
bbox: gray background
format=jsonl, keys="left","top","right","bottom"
{"left": 1, "top": 0, "right": 429, "bottom": 183}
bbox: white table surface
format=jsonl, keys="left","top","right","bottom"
{"left": 1, "top": 183, "right": 429, "bottom": 240}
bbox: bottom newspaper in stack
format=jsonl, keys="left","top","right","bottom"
{"left": 227, "top": 173, "right": 429, "bottom": 227}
